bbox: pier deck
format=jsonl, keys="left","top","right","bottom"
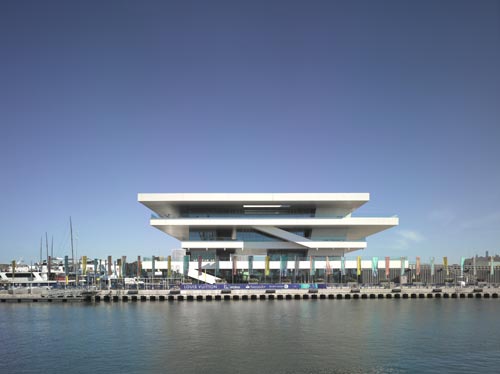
{"left": 1, "top": 286, "right": 499, "bottom": 303}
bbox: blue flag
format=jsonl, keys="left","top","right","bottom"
{"left": 372, "top": 257, "right": 379, "bottom": 277}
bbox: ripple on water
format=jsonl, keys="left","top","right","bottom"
{"left": 0, "top": 300, "right": 499, "bottom": 374}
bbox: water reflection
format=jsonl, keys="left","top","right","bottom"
{"left": 0, "top": 300, "right": 499, "bottom": 373}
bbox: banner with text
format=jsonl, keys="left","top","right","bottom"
{"left": 180, "top": 283, "right": 327, "bottom": 290}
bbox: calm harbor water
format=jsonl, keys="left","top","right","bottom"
{"left": 1, "top": 300, "right": 499, "bottom": 374}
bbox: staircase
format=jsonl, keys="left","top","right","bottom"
{"left": 187, "top": 269, "right": 222, "bottom": 284}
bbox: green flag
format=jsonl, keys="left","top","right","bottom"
{"left": 248, "top": 255, "right": 253, "bottom": 275}
{"left": 280, "top": 255, "right": 287, "bottom": 276}
{"left": 310, "top": 256, "right": 316, "bottom": 275}
{"left": 64, "top": 256, "right": 69, "bottom": 276}
{"left": 183, "top": 255, "right": 189, "bottom": 277}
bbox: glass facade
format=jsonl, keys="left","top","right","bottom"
{"left": 236, "top": 229, "right": 280, "bottom": 241}
{"left": 188, "top": 250, "right": 216, "bottom": 261}
{"left": 278, "top": 227, "right": 312, "bottom": 238}
{"left": 188, "top": 229, "right": 232, "bottom": 241}
{"left": 189, "top": 228, "right": 282, "bottom": 241}
{"left": 180, "top": 206, "right": 316, "bottom": 218}
{"left": 188, "top": 227, "right": 361, "bottom": 242}
{"left": 267, "top": 249, "right": 308, "bottom": 260}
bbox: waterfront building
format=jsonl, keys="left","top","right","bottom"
{"left": 138, "top": 193, "right": 398, "bottom": 283}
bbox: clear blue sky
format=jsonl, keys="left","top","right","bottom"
{"left": 1, "top": 0, "right": 499, "bottom": 264}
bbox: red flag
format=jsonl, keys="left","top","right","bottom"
{"left": 137, "top": 256, "right": 142, "bottom": 277}
{"left": 385, "top": 257, "right": 390, "bottom": 279}
{"left": 108, "top": 255, "right": 112, "bottom": 276}
{"left": 326, "top": 256, "right": 332, "bottom": 275}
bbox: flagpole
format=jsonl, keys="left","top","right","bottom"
{"left": 340, "top": 253, "right": 343, "bottom": 287}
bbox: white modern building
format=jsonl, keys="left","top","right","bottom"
{"left": 138, "top": 193, "right": 398, "bottom": 283}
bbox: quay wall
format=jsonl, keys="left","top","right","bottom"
{"left": 1, "top": 286, "right": 500, "bottom": 303}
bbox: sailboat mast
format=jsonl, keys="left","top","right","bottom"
{"left": 70, "top": 217, "right": 76, "bottom": 285}
{"left": 51, "top": 235, "right": 54, "bottom": 279}
{"left": 45, "top": 232, "right": 49, "bottom": 263}
{"left": 39, "top": 237, "right": 42, "bottom": 269}
{"left": 45, "top": 232, "right": 49, "bottom": 280}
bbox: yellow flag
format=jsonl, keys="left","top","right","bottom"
{"left": 167, "top": 256, "right": 172, "bottom": 277}
{"left": 82, "top": 256, "right": 87, "bottom": 276}
{"left": 265, "top": 256, "right": 270, "bottom": 276}
{"left": 357, "top": 256, "right": 362, "bottom": 276}
{"left": 443, "top": 257, "right": 448, "bottom": 276}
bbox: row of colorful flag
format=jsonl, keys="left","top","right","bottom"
{"left": 189, "top": 255, "right": 497, "bottom": 278}
{"left": 26, "top": 254, "right": 493, "bottom": 281}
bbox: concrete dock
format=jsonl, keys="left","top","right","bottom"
{"left": 1, "top": 286, "right": 499, "bottom": 303}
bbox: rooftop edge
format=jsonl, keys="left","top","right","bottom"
{"left": 137, "top": 193, "right": 370, "bottom": 203}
